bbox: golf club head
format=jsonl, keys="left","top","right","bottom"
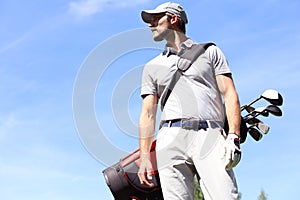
{"left": 245, "top": 105, "right": 255, "bottom": 113}
{"left": 256, "top": 122, "right": 270, "bottom": 134}
{"left": 254, "top": 107, "right": 269, "bottom": 117}
{"left": 248, "top": 127, "right": 263, "bottom": 141}
{"left": 243, "top": 108, "right": 267, "bottom": 120}
{"left": 240, "top": 105, "right": 247, "bottom": 111}
{"left": 244, "top": 116, "right": 261, "bottom": 125}
{"left": 265, "top": 105, "right": 283, "bottom": 117}
{"left": 241, "top": 89, "right": 283, "bottom": 111}
{"left": 245, "top": 117, "right": 270, "bottom": 134}
{"left": 261, "top": 89, "right": 283, "bottom": 106}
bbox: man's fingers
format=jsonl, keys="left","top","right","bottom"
{"left": 144, "top": 179, "right": 154, "bottom": 187}
{"left": 138, "top": 169, "right": 154, "bottom": 187}
{"left": 138, "top": 156, "right": 154, "bottom": 187}
{"left": 147, "top": 170, "right": 153, "bottom": 180}
{"left": 138, "top": 170, "right": 145, "bottom": 184}
{"left": 139, "top": 174, "right": 154, "bottom": 187}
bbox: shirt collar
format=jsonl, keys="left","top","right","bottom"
{"left": 181, "top": 38, "right": 195, "bottom": 49}
{"left": 162, "top": 38, "right": 196, "bottom": 57}
{"left": 162, "top": 47, "right": 177, "bottom": 57}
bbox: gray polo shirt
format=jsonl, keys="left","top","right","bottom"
{"left": 141, "top": 39, "right": 231, "bottom": 122}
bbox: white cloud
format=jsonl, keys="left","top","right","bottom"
{"left": 0, "top": 35, "right": 27, "bottom": 54}
{"left": 0, "top": 114, "right": 22, "bottom": 142}
{"left": 68, "top": 0, "right": 149, "bottom": 18}
{"left": 69, "top": 0, "right": 104, "bottom": 17}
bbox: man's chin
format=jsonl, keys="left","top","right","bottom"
{"left": 152, "top": 35, "right": 164, "bottom": 41}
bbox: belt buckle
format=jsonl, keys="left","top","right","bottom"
{"left": 182, "top": 119, "right": 197, "bottom": 130}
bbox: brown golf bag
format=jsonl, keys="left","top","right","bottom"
{"left": 102, "top": 141, "right": 163, "bottom": 200}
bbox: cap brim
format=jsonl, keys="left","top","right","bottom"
{"left": 141, "top": 10, "right": 166, "bottom": 23}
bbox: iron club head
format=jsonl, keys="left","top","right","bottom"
{"left": 244, "top": 116, "right": 261, "bottom": 125}
{"left": 245, "top": 105, "right": 255, "bottom": 113}
{"left": 244, "top": 117, "right": 270, "bottom": 134}
{"left": 249, "top": 121, "right": 270, "bottom": 134}
{"left": 248, "top": 127, "right": 263, "bottom": 141}
{"left": 256, "top": 121, "right": 270, "bottom": 134}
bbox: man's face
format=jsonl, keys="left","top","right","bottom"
{"left": 149, "top": 13, "right": 172, "bottom": 41}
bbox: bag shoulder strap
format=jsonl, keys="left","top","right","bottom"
{"left": 160, "top": 42, "right": 215, "bottom": 109}
{"left": 178, "top": 42, "right": 215, "bottom": 70}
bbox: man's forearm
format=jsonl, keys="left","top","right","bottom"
{"left": 139, "top": 94, "right": 158, "bottom": 154}
{"left": 139, "top": 114, "right": 156, "bottom": 154}
{"left": 224, "top": 92, "right": 241, "bottom": 136}
{"left": 217, "top": 74, "right": 241, "bottom": 137}
{"left": 137, "top": 94, "right": 157, "bottom": 186}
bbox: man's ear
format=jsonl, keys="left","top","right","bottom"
{"left": 170, "top": 15, "right": 180, "bottom": 25}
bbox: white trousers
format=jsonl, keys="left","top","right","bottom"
{"left": 156, "top": 126, "right": 239, "bottom": 200}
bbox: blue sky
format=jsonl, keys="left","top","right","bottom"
{"left": 1, "top": 0, "right": 299, "bottom": 199}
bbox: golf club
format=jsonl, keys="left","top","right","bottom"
{"left": 253, "top": 107, "right": 270, "bottom": 117}
{"left": 248, "top": 127, "right": 263, "bottom": 141}
{"left": 241, "top": 89, "right": 283, "bottom": 111}
{"left": 244, "top": 105, "right": 282, "bottom": 119}
{"left": 243, "top": 116, "right": 261, "bottom": 125}
{"left": 244, "top": 116, "right": 270, "bottom": 134}
{"left": 264, "top": 105, "right": 283, "bottom": 117}
{"left": 256, "top": 121, "right": 270, "bottom": 134}
{"left": 261, "top": 89, "right": 283, "bottom": 106}
{"left": 244, "top": 106, "right": 269, "bottom": 118}
{"left": 245, "top": 105, "right": 255, "bottom": 113}
{"left": 249, "top": 121, "right": 270, "bottom": 134}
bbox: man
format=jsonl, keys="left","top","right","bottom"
{"left": 137, "top": 2, "right": 241, "bottom": 199}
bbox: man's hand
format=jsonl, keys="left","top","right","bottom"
{"left": 138, "top": 153, "right": 154, "bottom": 187}
{"left": 223, "top": 133, "right": 241, "bottom": 170}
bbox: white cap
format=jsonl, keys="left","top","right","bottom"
{"left": 141, "top": 2, "right": 188, "bottom": 24}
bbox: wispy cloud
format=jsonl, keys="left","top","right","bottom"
{"left": 0, "top": 114, "right": 21, "bottom": 142}
{"left": 0, "top": 33, "right": 30, "bottom": 54}
{"left": 68, "top": 0, "right": 149, "bottom": 18}
{"left": 69, "top": 0, "right": 104, "bottom": 17}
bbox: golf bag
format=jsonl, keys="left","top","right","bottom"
{"left": 102, "top": 141, "right": 163, "bottom": 200}
{"left": 102, "top": 120, "right": 247, "bottom": 200}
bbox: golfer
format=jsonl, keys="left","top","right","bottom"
{"left": 138, "top": 2, "right": 241, "bottom": 199}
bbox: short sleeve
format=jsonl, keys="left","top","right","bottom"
{"left": 140, "top": 64, "right": 157, "bottom": 98}
{"left": 207, "top": 45, "right": 231, "bottom": 75}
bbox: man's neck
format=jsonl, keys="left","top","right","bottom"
{"left": 165, "top": 31, "right": 188, "bottom": 51}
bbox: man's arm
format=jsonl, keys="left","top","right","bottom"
{"left": 217, "top": 73, "right": 242, "bottom": 170}
{"left": 138, "top": 94, "right": 158, "bottom": 187}
{"left": 216, "top": 73, "right": 241, "bottom": 136}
